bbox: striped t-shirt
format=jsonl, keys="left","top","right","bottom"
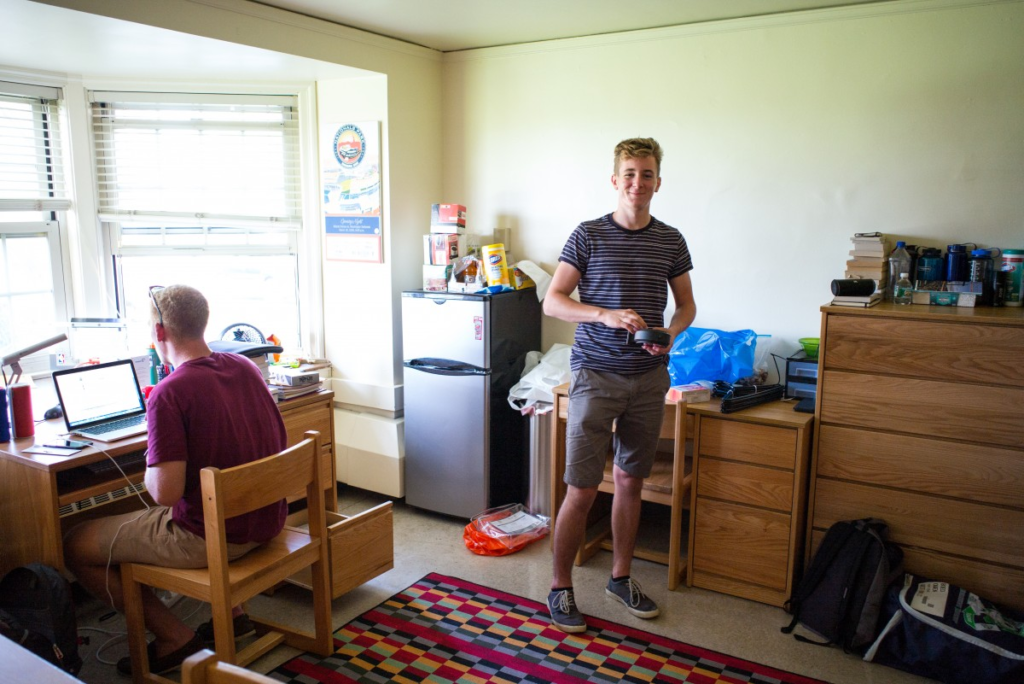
{"left": 558, "top": 213, "right": 693, "bottom": 374}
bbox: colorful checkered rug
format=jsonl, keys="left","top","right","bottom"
{"left": 270, "top": 573, "right": 829, "bottom": 684}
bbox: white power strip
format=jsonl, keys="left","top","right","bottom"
{"left": 58, "top": 482, "right": 147, "bottom": 518}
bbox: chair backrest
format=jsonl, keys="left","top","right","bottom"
{"left": 183, "top": 648, "right": 278, "bottom": 684}
{"left": 199, "top": 431, "right": 326, "bottom": 570}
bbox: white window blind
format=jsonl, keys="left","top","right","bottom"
{"left": 0, "top": 81, "right": 70, "bottom": 212}
{"left": 90, "top": 91, "right": 301, "bottom": 234}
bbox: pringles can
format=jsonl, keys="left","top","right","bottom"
{"left": 482, "top": 243, "right": 510, "bottom": 287}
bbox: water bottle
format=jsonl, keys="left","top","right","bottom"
{"left": 945, "top": 244, "right": 969, "bottom": 282}
{"left": 968, "top": 248, "right": 996, "bottom": 305}
{"left": 148, "top": 343, "right": 161, "bottom": 385}
{"left": 894, "top": 273, "right": 912, "bottom": 305}
{"left": 916, "top": 247, "right": 944, "bottom": 281}
{"left": 887, "top": 241, "right": 912, "bottom": 301}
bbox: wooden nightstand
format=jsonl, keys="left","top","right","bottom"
{"left": 686, "top": 399, "right": 813, "bottom": 607}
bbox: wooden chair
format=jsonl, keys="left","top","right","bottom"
{"left": 182, "top": 649, "right": 277, "bottom": 684}
{"left": 121, "top": 431, "right": 333, "bottom": 684}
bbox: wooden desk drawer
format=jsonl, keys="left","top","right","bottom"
{"left": 692, "top": 498, "right": 791, "bottom": 591}
{"left": 286, "top": 501, "right": 394, "bottom": 599}
{"left": 281, "top": 405, "right": 332, "bottom": 451}
{"left": 697, "top": 459, "right": 793, "bottom": 512}
{"left": 824, "top": 315, "right": 1024, "bottom": 387}
{"left": 699, "top": 418, "right": 796, "bottom": 470}
{"left": 820, "top": 371, "right": 1024, "bottom": 448}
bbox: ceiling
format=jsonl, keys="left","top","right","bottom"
{"left": 255, "top": 0, "right": 890, "bottom": 52}
{"left": 0, "top": 0, "right": 890, "bottom": 82}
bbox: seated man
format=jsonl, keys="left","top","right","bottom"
{"left": 64, "top": 285, "right": 287, "bottom": 675}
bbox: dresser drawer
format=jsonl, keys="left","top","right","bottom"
{"left": 699, "top": 418, "right": 796, "bottom": 469}
{"left": 812, "top": 479, "right": 1024, "bottom": 569}
{"left": 697, "top": 459, "right": 793, "bottom": 512}
{"left": 693, "top": 498, "right": 791, "bottom": 591}
{"left": 820, "top": 371, "right": 1024, "bottom": 449}
{"left": 817, "top": 425, "right": 1024, "bottom": 509}
{"left": 824, "top": 315, "right": 1024, "bottom": 387}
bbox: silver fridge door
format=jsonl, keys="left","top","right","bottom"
{"left": 401, "top": 293, "right": 488, "bottom": 368}
{"left": 403, "top": 361, "right": 490, "bottom": 519}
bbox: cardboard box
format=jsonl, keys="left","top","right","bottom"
{"left": 270, "top": 367, "right": 320, "bottom": 387}
{"left": 430, "top": 203, "right": 466, "bottom": 234}
{"left": 666, "top": 384, "right": 712, "bottom": 403}
{"left": 424, "top": 233, "right": 463, "bottom": 265}
{"left": 422, "top": 264, "right": 452, "bottom": 291}
{"left": 911, "top": 290, "right": 977, "bottom": 307}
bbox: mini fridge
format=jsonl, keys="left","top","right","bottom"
{"left": 401, "top": 289, "right": 542, "bottom": 518}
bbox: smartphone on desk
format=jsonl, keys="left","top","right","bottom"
{"left": 44, "top": 439, "right": 93, "bottom": 450}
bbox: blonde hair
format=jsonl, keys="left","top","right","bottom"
{"left": 614, "top": 137, "right": 663, "bottom": 176}
{"left": 150, "top": 285, "right": 209, "bottom": 340}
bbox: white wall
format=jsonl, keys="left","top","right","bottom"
{"left": 441, "top": 0, "right": 1024, "bottom": 358}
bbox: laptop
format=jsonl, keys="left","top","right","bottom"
{"left": 52, "top": 359, "right": 149, "bottom": 442}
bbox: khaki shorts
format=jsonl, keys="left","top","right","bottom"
{"left": 92, "top": 506, "right": 259, "bottom": 569}
{"left": 564, "top": 365, "right": 670, "bottom": 489}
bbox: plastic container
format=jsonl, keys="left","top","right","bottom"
{"left": 481, "top": 243, "right": 510, "bottom": 287}
{"left": 887, "top": 241, "right": 912, "bottom": 302}
{"left": 1002, "top": 249, "right": 1024, "bottom": 307}
{"left": 798, "top": 337, "right": 820, "bottom": 358}
{"left": 945, "top": 244, "right": 969, "bottom": 282}
{"left": 916, "top": 248, "right": 944, "bottom": 281}
{"left": 894, "top": 273, "right": 913, "bottom": 305}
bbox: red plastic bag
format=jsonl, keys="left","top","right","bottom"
{"left": 463, "top": 504, "right": 549, "bottom": 556}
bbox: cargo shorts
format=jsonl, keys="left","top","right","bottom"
{"left": 563, "top": 365, "right": 670, "bottom": 489}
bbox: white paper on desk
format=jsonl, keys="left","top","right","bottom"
{"left": 23, "top": 446, "right": 81, "bottom": 456}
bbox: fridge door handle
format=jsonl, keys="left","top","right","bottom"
{"left": 405, "top": 358, "right": 489, "bottom": 375}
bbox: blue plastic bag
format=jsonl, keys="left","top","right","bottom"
{"left": 667, "top": 327, "right": 758, "bottom": 385}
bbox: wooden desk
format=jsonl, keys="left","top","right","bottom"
{"left": 0, "top": 389, "right": 336, "bottom": 577}
{"left": 549, "top": 383, "right": 694, "bottom": 590}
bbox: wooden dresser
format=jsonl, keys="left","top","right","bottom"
{"left": 687, "top": 400, "right": 814, "bottom": 607}
{"left": 809, "top": 303, "right": 1024, "bottom": 611}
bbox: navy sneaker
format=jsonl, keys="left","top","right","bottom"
{"left": 606, "top": 577, "right": 660, "bottom": 618}
{"left": 547, "top": 588, "right": 587, "bottom": 633}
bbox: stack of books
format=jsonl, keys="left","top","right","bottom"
{"left": 267, "top": 365, "right": 325, "bottom": 402}
{"left": 830, "top": 291, "right": 883, "bottom": 308}
{"left": 845, "top": 232, "right": 889, "bottom": 293}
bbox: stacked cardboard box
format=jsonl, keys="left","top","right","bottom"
{"left": 422, "top": 204, "right": 467, "bottom": 291}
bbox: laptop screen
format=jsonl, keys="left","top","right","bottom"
{"left": 53, "top": 359, "right": 146, "bottom": 431}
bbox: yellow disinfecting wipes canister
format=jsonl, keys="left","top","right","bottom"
{"left": 482, "top": 243, "right": 510, "bottom": 287}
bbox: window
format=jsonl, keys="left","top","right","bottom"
{"left": 90, "top": 92, "right": 305, "bottom": 353}
{"left": 0, "top": 81, "right": 71, "bottom": 374}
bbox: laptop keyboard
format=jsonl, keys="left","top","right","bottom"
{"left": 84, "top": 414, "right": 145, "bottom": 435}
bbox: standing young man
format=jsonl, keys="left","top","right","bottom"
{"left": 63, "top": 285, "right": 288, "bottom": 675}
{"left": 544, "top": 138, "right": 696, "bottom": 633}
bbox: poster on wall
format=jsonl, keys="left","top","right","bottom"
{"left": 322, "top": 122, "right": 383, "bottom": 262}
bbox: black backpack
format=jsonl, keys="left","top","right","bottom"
{"left": 0, "top": 563, "right": 82, "bottom": 675}
{"left": 782, "top": 518, "right": 904, "bottom": 654}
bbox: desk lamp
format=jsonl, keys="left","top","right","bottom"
{"left": 1, "top": 333, "right": 68, "bottom": 386}
{"left": 2, "top": 334, "right": 68, "bottom": 440}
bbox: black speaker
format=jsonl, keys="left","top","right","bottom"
{"left": 831, "top": 279, "right": 876, "bottom": 297}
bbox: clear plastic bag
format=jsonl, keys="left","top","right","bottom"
{"left": 462, "top": 504, "right": 549, "bottom": 556}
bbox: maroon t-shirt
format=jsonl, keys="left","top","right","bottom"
{"left": 146, "top": 352, "right": 287, "bottom": 544}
